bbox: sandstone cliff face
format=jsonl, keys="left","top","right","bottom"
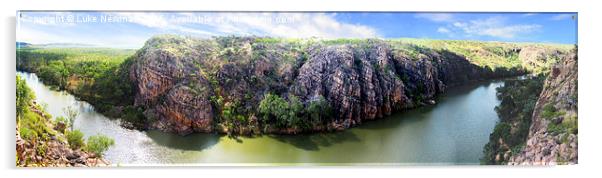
{"left": 129, "top": 35, "right": 568, "bottom": 134}
{"left": 130, "top": 37, "right": 218, "bottom": 135}
{"left": 290, "top": 42, "right": 521, "bottom": 130}
{"left": 509, "top": 49, "right": 578, "bottom": 165}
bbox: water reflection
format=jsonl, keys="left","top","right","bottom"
{"left": 269, "top": 131, "right": 361, "bottom": 151}
{"left": 146, "top": 130, "right": 220, "bottom": 151}
{"left": 18, "top": 71, "right": 504, "bottom": 165}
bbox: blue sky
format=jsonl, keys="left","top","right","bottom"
{"left": 17, "top": 12, "right": 577, "bottom": 49}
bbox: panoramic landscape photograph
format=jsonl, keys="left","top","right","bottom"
{"left": 15, "top": 11, "right": 578, "bottom": 166}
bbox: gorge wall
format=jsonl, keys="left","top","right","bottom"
{"left": 128, "top": 35, "right": 570, "bottom": 135}
{"left": 509, "top": 48, "right": 578, "bottom": 165}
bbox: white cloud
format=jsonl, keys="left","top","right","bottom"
{"left": 480, "top": 25, "right": 541, "bottom": 38}
{"left": 550, "top": 14, "right": 574, "bottom": 21}
{"left": 415, "top": 13, "right": 455, "bottom": 22}
{"left": 453, "top": 22, "right": 466, "bottom": 28}
{"left": 438, "top": 16, "right": 541, "bottom": 39}
{"left": 18, "top": 12, "right": 382, "bottom": 49}
{"left": 437, "top": 27, "right": 450, "bottom": 33}
{"left": 521, "top": 13, "right": 537, "bottom": 17}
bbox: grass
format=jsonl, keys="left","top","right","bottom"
{"left": 541, "top": 103, "right": 566, "bottom": 119}
{"left": 547, "top": 115, "right": 578, "bottom": 135}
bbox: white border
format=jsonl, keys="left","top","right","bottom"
{"left": 2, "top": 0, "right": 599, "bottom": 178}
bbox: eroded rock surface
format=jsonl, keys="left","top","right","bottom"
{"left": 130, "top": 37, "right": 217, "bottom": 135}
{"left": 509, "top": 49, "right": 578, "bottom": 165}
{"left": 130, "top": 36, "right": 569, "bottom": 134}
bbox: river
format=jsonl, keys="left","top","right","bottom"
{"left": 18, "top": 71, "right": 504, "bottom": 165}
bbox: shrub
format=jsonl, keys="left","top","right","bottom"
{"left": 66, "top": 130, "right": 85, "bottom": 149}
{"left": 19, "top": 110, "right": 56, "bottom": 142}
{"left": 121, "top": 106, "right": 146, "bottom": 128}
{"left": 541, "top": 103, "right": 565, "bottom": 119}
{"left": 259, "top": 94, "right": 335, "bottom": 129}
{"left": 306, "top": 95, "right": 332, "bottom": 124}
{"left": 258, "top": 93, "right": 290, "bottom": 127}
{"left": 86, "top": 134, "right": 115, "bottom": 157}
{"left": 53, "top": 116, "right": 69, "bottom": 133}
{"left": 19, "top": 127, "right": 38, "bottom": 141}
{"left": 563, "top": 115, "right": 578, "bottom": 134}
{"left": 491, "top": 122, "right": 512, "bottom": 142}
{"left": 547, "top": 115, "right": 578, "bottom": 135}
{"left": 63, "top": 106, "right": 79, "bottom": 131}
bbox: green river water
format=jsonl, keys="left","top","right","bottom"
{"left": 18, "top": 71, "right": 504, "bottom": 165}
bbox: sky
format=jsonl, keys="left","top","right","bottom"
{"left": 16, "top": 11, "right": 577, "bottom": 49}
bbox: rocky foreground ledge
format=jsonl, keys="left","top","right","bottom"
{"left": 128, "top": 35, "right": 571, "bottom": 135}
{"left": 15, "top": 105, "right": 110, "bottom": 167}
{"left": 16, "top": 132, "right": 110, "bottom": 167}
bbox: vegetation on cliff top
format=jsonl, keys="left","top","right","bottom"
{"left": 390, "top": 38, "right": 572, "bottom": 71}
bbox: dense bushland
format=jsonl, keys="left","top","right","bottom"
{"left": 16, "top": 48, "right": 141, "bottom": 126}
{"left": 481, "top": 75, "right": 545, "bottom": 164}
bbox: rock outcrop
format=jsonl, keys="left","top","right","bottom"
{"left": 129, "top": 35, "right": 570, "bottom": 135}
{"left": 16, "top": 129, "right": 110, "bottom": 167}
{"left": 16, "top": 103, "right": 110, "bottom": 167}
{"left": 509, "top": 48, "right": 578, "bottom": 165}
{"left": 130, "top": 37, "right": 217, "bottom": 135}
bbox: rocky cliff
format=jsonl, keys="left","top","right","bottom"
{"left": 508, "top": 48, "right": 578, "bottom": 165}
{"left": 129, "top": 35, "right": 570, "bottom": 135}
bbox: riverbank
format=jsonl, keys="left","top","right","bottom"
{"left": 18, "top": 71, "right": 507, "bottom": 164}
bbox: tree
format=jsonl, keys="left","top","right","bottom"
{"left": 16, "top": 76, "right": 35, "bottom": 120}
{"left": 258, "top": 93, "right": 290, "bottom": 127}
{"left": 258, "top": 94, "right": 311, "bottom": 128}
{"left": 39, "top": 61, "right": 69, "bottom": 88}
{"left": 288, "top": 95, "right": 303, "bottom": 128}
{"left": 86, "top": 134, "right": 115, "bottom": 157}
{"left": 306, "top": 95, "right": 332, "bottom": 124}
{"left": 63, "top": 106, "right": 79, "bottom": 131}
